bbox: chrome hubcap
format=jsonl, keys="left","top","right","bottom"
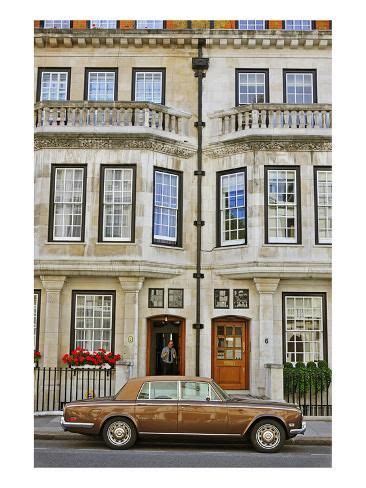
{"left": 256, "top": 424, "right": 281, "bottom": 449}
{"left": 107, "top": 421, "right": 131, "bottom": 446}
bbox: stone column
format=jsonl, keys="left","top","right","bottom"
{"left": 40, "top": 275, "right": 66, "bottom": 367}
{"left": 254, "top": 278, "right": 281, "bottom": 398}
{"left": 118, "top": 277, "right": 144, "bottom": 378}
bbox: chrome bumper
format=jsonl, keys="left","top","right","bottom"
{"left": 289, "top": 421, "right": 306, "bottom": 435}
{"left": 60, "top": 416, "right": 94, "bottom": 431}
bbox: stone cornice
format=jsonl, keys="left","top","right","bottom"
{"left": 215, "top": 263, "right": 331, "bottom": 279}
{"left": 34, "top": 133, "right": 196, "bottom": 158}
{"left": 205, "top": 136, "right": 332, "bottom": 157}
{"left": 34, "top": 29, "right": 332, "bottom": 50}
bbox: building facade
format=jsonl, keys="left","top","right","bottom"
{"left": 34, "top": 19, "right": 332, "bottom": 399}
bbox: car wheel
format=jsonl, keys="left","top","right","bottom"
{"left": 102, "top": 417, "right": 137, "bottom": 450}
{"left": 250, "top": 419, "right": 285, "bottom": 453}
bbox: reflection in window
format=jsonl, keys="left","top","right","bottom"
{"left": 315, "top": 169, "right": 332, "bottom": 244}
{"left": 136, "top": 20, "right": 164, "bottom": 29}
{"left": 238, "top": 20, "right": 265, "bottom": 30}
{"left": 285, "top": 72, "right": 314, "bottom": 104}
{"left": 149, "top": 381, "right": 178, "bottom": 399}
{"left": 238, "top": 72, "right": 266, "bottom": 104}
{"left": 87, "top": 71, "right": 116, "bottom": 101}
{"left": 90, "top": 20, "right": 117, "bottom": 29}
{"left": 220, "top": 171, "right": 246, "bottom": 245}
{"left": 40, "top": 71, "right": 68, "bottom": 101}
{"left": 285, "top": 20, "right": 312, "bottom": 31}
{"left": 153, "top": 170, "right": 179, "bottom": 245}
{"left": 43, "top": 20, "right": 71, "bottom": 28}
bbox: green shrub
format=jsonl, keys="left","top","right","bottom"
{"left": 283, "top": 361, "right": 332, "bottom": 395}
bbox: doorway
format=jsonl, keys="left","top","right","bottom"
{"left": 211, "top": 316, "right": 249, "bottom": 389}
{"left": 146, "top": 316, "right": 185, "bottom": 376}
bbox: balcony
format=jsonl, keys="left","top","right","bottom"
{"left": 208, "top": 103, "right": 332, "bottom": 143}
{"left": 34, "top": 100, "right": 194, "bottom": 144}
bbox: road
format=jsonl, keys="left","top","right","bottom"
{"left": 34, "top": 438, "right": 331, "bottom": 468}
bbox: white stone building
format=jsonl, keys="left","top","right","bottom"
{"left": 34, "top": 19, "right": 332, "bottom": 399}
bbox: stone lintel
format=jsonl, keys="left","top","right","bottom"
{"left": 40, "top": 275, "right": 66, "bottom": 292}
{"left": 254, "top": 277, "right": 280, "bottom": 294}
{"left": 118, "top": 277, "right": 144, "bottom": 292}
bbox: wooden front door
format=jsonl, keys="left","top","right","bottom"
{"left": 212, "top": 318, "right": 249, "bottom": 390}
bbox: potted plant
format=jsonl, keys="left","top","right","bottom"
{"left": 34, "top": 350, "right": 41, "bottom": 367}
{"left": 62, "top": 347, "right": 121, "bottom": 368}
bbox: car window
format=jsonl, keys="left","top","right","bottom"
{"left": 149, "top": 381, "right": 178, "bottom": 400}
{"left": 209, "top": 385, "right": 221, "bottom": 401}
{"left": 180, "top": 381, "right": 212, "bottom": 401}
{"left": 137, "top": 382, "right": 150, "bottom": 400}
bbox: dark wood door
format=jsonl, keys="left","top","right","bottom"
{"left": 212, "top": 319, "right": 249, "bottom": 390}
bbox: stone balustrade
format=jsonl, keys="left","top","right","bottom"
{"left": 209, "top": 103, "right": 332, "bottom": 139}
{"left": 34, "top": 101, "right": 192, "bottom": 137}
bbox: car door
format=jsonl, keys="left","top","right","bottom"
{"left": 134, "top": 380, "right": 178, "bottom": 433}
{"left": 177, "top": 381, "right": 228, "bottom": 434}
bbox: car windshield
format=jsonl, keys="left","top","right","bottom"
{"left": 211, "top": 380, "right": 230, "bottom": 400}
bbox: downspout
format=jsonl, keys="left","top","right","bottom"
{"left": 192, "top": 40, "right": 209, "bottom": 376}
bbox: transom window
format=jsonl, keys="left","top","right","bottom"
{"left": 236, "top": 70, "right": 268, "bottom": 105}
{"left": 136, "top": 20, "right": 164, "bottom": 29}
{"left": 266, "top": 168, "right": 299, "bottom": 244}
{"left": 90, "top": 20, "right": 117, "bottom": 29}
{"left": 133, "top": 70, "right": 164, "bottom": 104}
{"left": 51, "top": 167, "right": 85, "bottom": 241}
{"left": 86, "top": 70, "right": 116, "bottom": 101}
{"left": 137, "top": 381, "right": 178, "bottom": 400}
{"left": 153, "top": 169, "right": 181, "bottom": 246}
{"left": 315, "top": 169, "right": 332, "bottom": 244}
{"left": 39, "top": 71, "right": 69, "bottom": 101}
{"left": 285, "top": 20, "right": 312, "bottom": 30}
{"left": 101, "top": 166, "right": 134, "bottom": 242}
{"left": 219, "top": 170, "right": 246, "bottom": 246}
{"left": 43, "top": 20, "right": 70, "bottom": 29}
{"left": 238, "top": 20, "right": 265, "bottom": 30}
{"left": 74, "top": 293, "right": 114, "bottom": 351}
{"left": 284, "top": 295, "right": 325, "bottom": 363}
{"left": 284, "top": 71, "right": 315, "bottom": 104}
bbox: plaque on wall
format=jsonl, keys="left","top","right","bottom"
{"left": 148, "top": 288, "right": 164, "bottom": 308}
{"left": 168, "top": 288, "right": 184, "bottom": 308}
{"left": 214, "top": 289, "right": 230, "bottom": 309}
{"left": 233, "top": 289, "right": 249, "bottom": 309}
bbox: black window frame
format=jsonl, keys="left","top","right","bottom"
{"left": 235, "top": 68, "right": 270, "bottom": 106}
{"left": 84, "top": 68, "right": 118, "bottom": 101}
{"left": 148, "top": 288, "right": 165, "bottom": 308}
{"left": 40, "top": 20, "right": 73, "bottom": 29}
{"left": 48, "top": 164, "right": 88, "bottom": 243}
{"left": 216, "top": 167, "right": 247, "bottom": 248}
{"left": 34, "top": 289, "right": 41, "bottom": 351}
{"left": 283, "top": 69, "right": 318, "bottom": 104}
{"left": 314, "top": 166, "right": 332, "bottom": 246}
{"left": 282, "top": 292, "right": 328, "bottom": 364}
{"left": 132, "top": 68, "right": 166, "bottom": 105}
{"left": 98, "top": 164, "right": 137, "bottom": 243}
{"left": 264, "top": 165, "right": 302, "bottom": 245}
{"left": 70, "top": 290, "right": 116, "bottom": 354}
{"left": 36, "top": 67, "right": 71, "bottom": 102}
{"left": 152, "top": 167, "right": 183, "bottom": 247}
{"left": 168, "top": 288, "right": 184, "bottom": 309}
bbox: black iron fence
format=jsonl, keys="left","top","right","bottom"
{"left": 284, "top": 370, "right": 332, "bottom": 416}
{"left": 34, "top": 367, "right": 115, "bottom": 412}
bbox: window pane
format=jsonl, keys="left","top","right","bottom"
{"left": 220, "top": 171, "right": 246, "bottom": 245}
{"left": 150, "top": 381, "right": 178, "bottom": 399}
{"left": 134, "top": 71, "right": 163, "bottom": 103}
{"left": 40, "top": 71, "right": 68, "bottom": 101}
{"left": 181, "top": 381, "right": 210, "bottom": 401}
{"left": 286, "top": 72, "right": 314, "bottom": 104}
{"left": 103, "top": 168, "right": 133, "bottom": 241}
{"left": 136, "top": 20, "right": 164, "bottom": 29}
{"left": 238, "top": 72, "right": 266, "bottom": 104}
{"left": 87, "top": 71, "right": 115, "bottom": 101}
{"left": 153, "top": 171, "right": 179, "bottom": 243}
{"left": 238, "top": 20, "right": 265, "bottom": 30}
{"left": 90, "top": 20, "right": 117, "bottom": 29}
{"left": 44, "top": 20, "right": 71, "bottom": 28}
{"left": 316, "top": 170, "right": 332, "bottom": 243}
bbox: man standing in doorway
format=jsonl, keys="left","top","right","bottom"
{"left": 161, "top": 340, "right": 177, "bottom": 375}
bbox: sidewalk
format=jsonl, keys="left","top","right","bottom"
{"left": 34, "top": 415, "right": 331, "bottom": 445}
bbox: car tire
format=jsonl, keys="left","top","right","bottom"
{"left": 250, "top": 419, "right": 286, "bottom": 453}
{"left": 102, "top": 417, "right": 137, "bottom": 450}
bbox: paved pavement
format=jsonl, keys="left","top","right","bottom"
{"left": 34, "top": 438, "right": 331, "bottom": 467}
{"left": 34, "top": 415, "right": 331, "bottom": 445}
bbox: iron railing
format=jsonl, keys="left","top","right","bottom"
{"left": 34, "top": 367, "right": 115, "bottom": 412}
{"left": 284, "top": 372, "right": 332, "bottom": 416}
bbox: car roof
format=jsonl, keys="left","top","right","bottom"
{"left": 115, "top": 376, "right": 214, "bottom": 400}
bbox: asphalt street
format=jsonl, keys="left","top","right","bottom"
{"left": 34, "top": 438, "right": 332, "bottom": 468}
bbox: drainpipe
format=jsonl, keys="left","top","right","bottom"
{"left": 192, "top": 40, "right": 209, "bottom": 376}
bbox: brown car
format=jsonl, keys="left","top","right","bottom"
{"left": 61, "top": 375, "right": 306, "bottom": 453}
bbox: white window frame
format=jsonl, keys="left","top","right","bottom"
{"left": 267, "top": 168, "right": 298, "bottom": 244}
{"left": 220, "top": 171, "right": 246, "bottom": 246}
{"left": 315, "top": 169, "right": 332, "bottom": 244}
{"left": 34, "top": 292, "right": 39, "bottom": 350}
{"left": 285, "top": 295, "right": 325, "bottom": 364}
{"left": 87, "top": 71, "right": 116, "bottom": 102}
{"left": 238, "top": 20, "right": 265, "bottom": 30}
{"left": 52, "top": 167, "right": 85, "bottom": 241}
{"left": 74, "top": 293, "right": 114, "bottom": 352}
{"left": 238, "top": 71, "right": 267, "bottom": 105}
{"left": 40, "top": 71, "right": 69, "bottom": 101}
{"left": 90, "top": 20, "right": 117, "bottom": 29}
{"left": 153, "top": 170, "right": 179, "bottom": 244}
{"left": 102, "top": 167, "right": 134, "bottom": 242}
{"left": 285, "top": 20, "right": 312, "bottom": 31}
{"left": 134, "top": 70, "right": 163, "bottom": 104}
{"left": 136, "top": 20, "right": 164, "bottom": 29}
{"left": 285, "top": 72, "right": 314, "bottom": 104}
{"left": 43, "top": 20, "right": 71, "bottom": 29}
